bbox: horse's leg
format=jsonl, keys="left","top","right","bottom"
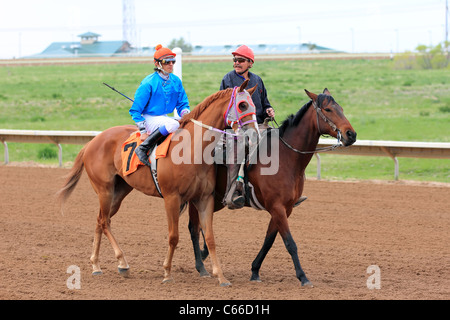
{"left": 90, "top": 188, "right": 131, "bottom": 277}
{"left": 195, "top": 196, "right": 231, "bottom": 287}
{"left": 250, "top": 209, "right": 298, "bottom": 281}
{"left": 109, "top": 179, "right": 133, "bottom": 276}
{"left": 199, "top": 230, "right": 209, "bottom": 260}
{"left": 250, "top": 218, "right": 278, "bottom": 282}
{"left": 162, "top": 195, "right": 181, "bottom": 283}
{"left": 188, "top": 203, "right": 210, "bottom": 277}
{"left": 90, "top": 213, "right": 104, "bottom": 275}
{"left": 272, "top": 206, "right": 312, "bottom": 287}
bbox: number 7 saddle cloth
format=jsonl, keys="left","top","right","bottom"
{"left": 121, "top": 131, "right": 172, "bottom": 176}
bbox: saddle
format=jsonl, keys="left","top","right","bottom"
{"left": 121, "top": 132, "right": 172, "bottom": 197}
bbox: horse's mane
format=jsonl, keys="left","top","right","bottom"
{"left": 178, "top": 88, "right": 233, "bottom": 128}
{"left": 279, "top": 94, "right": 334, "bottom": 137}
{"left": 279, "top": 101, "right": 312, "bottom": 137}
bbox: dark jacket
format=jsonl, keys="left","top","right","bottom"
{"left": 220, "top": 71, "right": 273, "bottom": 124}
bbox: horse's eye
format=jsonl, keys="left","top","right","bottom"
{"left": 238, "top": 102, "right": 248, "bottom": 112}
{"left": 324, "top": 108, "right": 332, "bottom": 112}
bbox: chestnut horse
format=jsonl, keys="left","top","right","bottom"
{"left": 188, "top": 89, "right": 357, "bottom": 287}
{"left": 57, "top": 80, "right": 259, "bottom": 287}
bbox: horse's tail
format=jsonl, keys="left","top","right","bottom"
{"left": 56, "top": 144, "right": 86, "bottom": 214}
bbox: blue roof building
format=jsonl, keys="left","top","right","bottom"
{"left": 30, "top": 32, "right": 132, "bottom": 58}
{"left": 191, "top": 43, "right": 342, "bottom": 56}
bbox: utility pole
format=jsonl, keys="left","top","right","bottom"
{"left": 123, "top": 0, "right": 137, "bottom": 49}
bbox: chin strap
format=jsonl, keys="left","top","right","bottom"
{"left": 154, "top": 61, "right": 170, "bottom": 76}
{"left": 237, "top": 68, "right": 249, "bottom": 75}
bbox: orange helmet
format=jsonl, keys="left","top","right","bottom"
{"left": 154, "top": 44, "right": 176, "bottom": 62}
{"left": 232, "top": 45, "right": 254, "bottom": 62}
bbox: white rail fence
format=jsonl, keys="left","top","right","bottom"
{"left": 1, "top": 129, "right": 450, "bottom": 180}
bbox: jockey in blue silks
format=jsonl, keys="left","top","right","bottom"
{"left": 129, "top": 44, "right": 190, "bottom": 166}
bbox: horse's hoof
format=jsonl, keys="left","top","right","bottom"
{"left": 199, "top": 270, "right": 211, "bottom": 278}
{"left": 220, "top": 282, "right": 232, "bottom": 287}
{"left": 301, "top": 280, "right": 314, "bottom": 288}
{"left": 162, "top": 277, "right": 174, "bottom": 284}
{"left": 250, "top": 274, "right": 261, "bottom": 282}
{"left": 118, "top": 267, "right": 130, "bottom": 278}
{"left": 92, "top": 271, "right": 103, "bottom": 276}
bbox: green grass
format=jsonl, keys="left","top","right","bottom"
{"left": 0, "top": 59, "right": 449, "bottom": 182}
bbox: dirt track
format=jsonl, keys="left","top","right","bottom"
{"left": 0, "top": 166, "right": 448, "bottom": 300}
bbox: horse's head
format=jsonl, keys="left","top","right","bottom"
{"left": 224, "top": 80, "right": 259, "bottom": 132}
{"left": 179, "top": 80, "right": 259, "bottom": 146}
{"left": 224, "top": 80, "right": 260, "bottom": 146}
{"left": 305, "top": 88, "right": 357, "bottom": 146}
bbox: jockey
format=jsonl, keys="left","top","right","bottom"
{"left": 220, "top": 45, "right": 306, "bottom": 209}
{"left": 130, "top": 44, "right": 190, "bottom": 167}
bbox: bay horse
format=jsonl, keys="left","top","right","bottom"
{"left": 188, "top": 88, "right": 357, "bottom": 287}
{"left": 57, "top": 80, "right": 259, "bottom": 287}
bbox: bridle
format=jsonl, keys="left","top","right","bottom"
{"left": 277, "top": 99, "right": 343, "bottom": 154}
{"left": 223, "top": 86, "right": 257, "bottom": 129}
{"left": 191, "top": 86, "right": 258, "bottom": 137}
{"left": 312, "top": 100, "right": 342, "bottom": 144}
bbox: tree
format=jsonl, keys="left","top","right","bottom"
{"left": 168, "top": 37, "right": 193, "bottom": 53}
{"left": 416, "top": 43, "right": 449, "bottom": 69}
{"left": 307, "top": 43, "right": 317, "bottom": 52}
{"left": 395, "top": 42, "right": 449, "bottom": 70}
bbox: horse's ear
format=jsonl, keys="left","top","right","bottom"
{"left": 323, "top": 88, "right": 331, "bottom": 95}
{"left": 239, "top": 79, "right": 249, "bottom": 92}
{"left": 304, "top": 89, "right": 318, "bottom": 101}
{"left": 247, "top": 84, "right": 258, "bottom": 95}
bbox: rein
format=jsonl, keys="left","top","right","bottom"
{"left": 190, "top": 119, "right": 239, "bottom": 137}
{"left": 273, "top": 100, "right": 343, "bottom": 154}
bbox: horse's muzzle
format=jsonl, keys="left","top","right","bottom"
{"left": 342, "top": 130, "right": 357, "bottom": 146}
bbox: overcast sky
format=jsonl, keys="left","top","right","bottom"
{"left": 0, "top": 0, "right": 447, "bottom": 59}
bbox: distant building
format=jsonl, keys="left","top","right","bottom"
{"left": 29, "top": 32, "right": 132, "bottom": 58}
{"left": 190, "top": 43, "right": 342, "bottom": 56}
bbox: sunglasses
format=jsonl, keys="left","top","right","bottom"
{"left": 233, "top": 57, "right": 249, "bottom": 63}
{"left": 161, "top": 58, "right": 176, "bottom": 65}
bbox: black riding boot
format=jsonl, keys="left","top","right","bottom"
{"left": 135, "top": 129, "right": 165, "bottom": 167}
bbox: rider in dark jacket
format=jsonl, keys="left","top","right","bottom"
{"left": 219, "top": 45, "right": 306, "bottom": 209}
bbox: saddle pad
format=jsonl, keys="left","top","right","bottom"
{"left": 121, "top": 132, "right": 172, "bottom": 176}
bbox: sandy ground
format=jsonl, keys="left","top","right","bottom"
{"left": 0, "top": 166, "right": 448, "bottom": 301}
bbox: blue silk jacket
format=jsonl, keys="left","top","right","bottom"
{"left": 129, "top": 72, "right": 190, "bottom": 123}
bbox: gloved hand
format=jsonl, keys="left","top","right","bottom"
{"left": 136, "top": 121, "right": 147, "bottom": 134}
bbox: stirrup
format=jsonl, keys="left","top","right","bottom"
{"left": 293, "top": 196, "right": 307, "bottom": 208}
{"left": 231, "top": 193, "right": 245, "bottom": 209}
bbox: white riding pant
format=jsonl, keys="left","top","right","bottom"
{"left": 143, "top": 114, "right": 180, "bottom": 135}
